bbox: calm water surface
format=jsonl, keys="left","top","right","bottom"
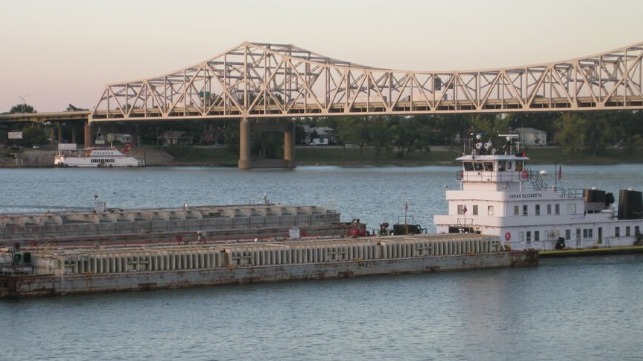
{"left": 1, "top": 165, "right": 642, "bottom": 360}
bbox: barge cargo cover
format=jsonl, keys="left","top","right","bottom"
{"left": 0, "top": 203, "right": 345, "bottom": 247}
{"left": 0, "top": 234, "right": 538, "bottom": 298}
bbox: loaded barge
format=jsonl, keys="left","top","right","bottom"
{"left": 0, "top": 233, "right": 537, "bottom": 298}
{"left": 0, "top": 199, "right": 538, "bottom": 298}
{"left": 0, "top": 200, "right": 346, "bottom": 247}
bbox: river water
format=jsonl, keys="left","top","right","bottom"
{"left": 1, "top": 164, "right": 642, "bottom": 360}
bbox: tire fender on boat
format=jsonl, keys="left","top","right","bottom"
{"left": 521, "top": 170, "right": 528, "bottom": 179}
{"left": 504, "top": 232, "right": 511, "bottom": 241}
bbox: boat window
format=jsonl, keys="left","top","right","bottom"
{"left": 488, "top": 206, "right": 494, "bottom": 216}
{"left": 472, "top": 205, "right": 478, "bottom": 215}
{"left": 535, "top": 205, "right": 540, "bottom": 216}
{"left": 516, "top": 161, "right": 523, "bottom": 171}
{"left": 526, "top": 231, "right": 532, "bottom": 243}
{"left": 615, "top": 227, "right": 620, "bottom": 237}
{"left": 507, "top": 161, "right": 513, "bottom": 170}
{"left": 565, "top": 229, "right": 571, "bottom": 240}
{"left": 626, "top": 226, "right": 631, "bottom": 236}
{"left": 583, "top": 229, "right": 588, "bottom": 238}
{"left": 457, "top": 205, "right": 466, "bottom": 215}
{"left": 463, "top": 162, "right": 474, "bottom": 171}
{"left": 547, "top": 204, "right": 552, "bottom": 215}
{"left": 483, "top": 162, "right": 493, "bottom": 171}
{"left": 498, "top": 161, "right": 506, "bottom": 171}
{"left": 474, "top": 162, "right": 483, "bottom": 171}
{"left": 522, "top": 205, "right": 528, "bottom": 216}
{"left": 513, "top": 205, "right": 519, "bottom": 216}
{"left": 534, "top": 231, "right": 540, "bottom": 242}
{"left": 555, "top": 204, "right": 560, "bottom": 215}
{"left": 636, "top": 226, "right": 640, "bottom": 235}
{"left": 567, "top": 204, "right": 576, "bottom": 215}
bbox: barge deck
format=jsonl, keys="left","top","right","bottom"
{"left": 0, "top": 234, "right": 538, "bottom": 298}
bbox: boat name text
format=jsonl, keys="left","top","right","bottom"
{"left": 509, "top": 193, "right": 543, "bottom": 199}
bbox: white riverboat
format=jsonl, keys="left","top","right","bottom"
{"left": 54, "top": 146, "right": 144, "bottom": 167}
{"left": 434, "top": 133, "right": 643, "bottom": 251}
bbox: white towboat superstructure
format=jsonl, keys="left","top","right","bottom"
{"left": 54, "top": 145, "right": 144, "bottom": 168}
{"left": 435, "top": 133, "right": 643, "bottom": 251}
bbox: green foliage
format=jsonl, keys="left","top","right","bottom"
{"left": 65, "top": 104, "right": 87, "bottom": 111}
{"left": 21, "top": 126, "right": 49, "bottom": 146}
{"left": 9, "top": 103, "right": 36, "bottom": 113}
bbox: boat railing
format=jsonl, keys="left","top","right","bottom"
{"left": 527, "top": 169, "right": 548, "bottom": 191}
{"left": 552, "top": 187, "right": 584, "bottom": 198}
{"left": 458, "top": 170, "right": 522, "bottom": 183}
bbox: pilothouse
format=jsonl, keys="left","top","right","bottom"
{"left": 434, "top": 132, "right": 643, "bottom": 251}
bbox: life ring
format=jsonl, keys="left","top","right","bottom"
{"left": 521, "top": 170, "right": 528, "bottom": 179}
{"left": 504, "top": 232, "right": 511, "bottom": 241}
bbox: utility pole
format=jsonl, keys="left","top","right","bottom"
{"left": 19, "top": 95, "right": 28, "bottom": 113}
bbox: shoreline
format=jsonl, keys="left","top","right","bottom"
{"left": 2, "top": 145, "right": 642, "bottom": 168}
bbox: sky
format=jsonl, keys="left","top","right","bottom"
{"left": 1, "top": 0, "right": 642, "bottom": 112}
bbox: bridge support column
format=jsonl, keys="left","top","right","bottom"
{"left": 83, "top": 123, "right": 92, "bottom": 148}
{"left": 56, "top": 123, "right": 62, "bottom": 144}
{"left": 238, "top": 118, "right": 251, "bottom": 169}
{"left": 284, "top": 123, "right": 295, "bottom": 168}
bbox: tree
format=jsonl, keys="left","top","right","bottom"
{"left": 66, "top": 104, "right": 87, "bottom": 111}
{"left": 390, "top": 116, "right": 429, "bottom": 158}
{"left": 555, "top": 113, "right": 586, "bottom": 154}
{"left": 22, "top": 126, "right": 49, "bottom": 147}
{"left": 335, "top": 116, "right": 370, "bottom": 164}
{"left": 9, "top": 103, "right": 36, "bottom": 113}
{"left": 368, "top": 116, "right": 392, "bottom": 155}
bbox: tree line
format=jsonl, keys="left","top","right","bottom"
{"left": 3, "top": 103, "right": 642, "bottom": 159}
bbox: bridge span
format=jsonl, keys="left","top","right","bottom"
{"left": 88, "top": 41, "right": 643, "bottom": 168}
{"left": 4, "top": 42, "right": 643, "bottom": 168}
{"left": 91, "top": 41, "right": 643, "bottom": 121}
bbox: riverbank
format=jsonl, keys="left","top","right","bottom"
{"left": 2, "top": 145, "right": 643, "bottom": 167}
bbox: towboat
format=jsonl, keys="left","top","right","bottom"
{"left": 54, "top": 145, "right": 144, "bottom": 167}
{"left": 434, "top": 133, "right": 643, "bottom": 251}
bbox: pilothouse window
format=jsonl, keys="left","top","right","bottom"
{"left": 463, "top": 162, "right": 474, "bottom": 171}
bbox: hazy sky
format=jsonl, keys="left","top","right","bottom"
{"left": 2, "top": 0, "right": 642, "bottom": 112}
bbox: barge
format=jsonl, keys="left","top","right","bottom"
{"left": 0, "top": 200, "right": 346, "bottom": 247}
{"left": 0, "top": 234, "right": 537, "bottom": 298}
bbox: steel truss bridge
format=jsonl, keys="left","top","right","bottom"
{"left": 91, "top": 41, "right": 643, "bottom": 123}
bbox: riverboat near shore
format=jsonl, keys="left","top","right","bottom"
{"left": 434, "top": 133, "right": 643, "bottom": 253}
{"left": 54, "top": 144, "right": 144, "bottom": 167}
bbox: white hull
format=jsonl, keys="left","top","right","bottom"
{"left": 54, "top": 148, "right": 144, "bottom": 168}
{"left": 434, "top": 134, "right": 643, "bottom": 251}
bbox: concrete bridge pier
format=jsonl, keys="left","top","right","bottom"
{"left": 283, "top": 122, "right": 295, "bottom": 168}
{"left": 238, "top": 118, "right": 296, "bottom": 169}
{"left": 238, "top": 118, "right": 252, "bottom": 169}
{"left": 84, "top": 123, "right": 92, "bottom": 148}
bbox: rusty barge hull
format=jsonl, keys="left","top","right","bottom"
{"left": 1, "top": 234, "right": 538, "bottom": 298}
{"left": 4, "top": 252, "right": 535, "bottom": 297}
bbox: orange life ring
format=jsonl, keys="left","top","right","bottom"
{"left": 521, "top": 170, "right": 528, "bottom": 179}
{"left": 504, "top": 232, "right": 511, "bottom": 241}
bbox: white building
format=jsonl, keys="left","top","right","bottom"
{"left": 515, "top": 127, "right": 547, "bottom": 146}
